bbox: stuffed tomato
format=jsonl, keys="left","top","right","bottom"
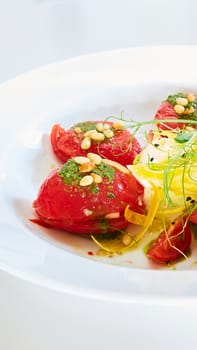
{"left": 154, "top": 92, "right": 197, "bottom": 130}
{"left": 50, "top": 120, "right": 141, "bottom": 166}
{"left": 33, "top": 153, "right": 145, "bottom": 235}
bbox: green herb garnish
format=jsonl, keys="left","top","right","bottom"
{"left": 93, "top": 162, "right": 115, "bottom": 183}
{"left": 90, "top": 184, "right": 100, "bottom": 194}
{"left": 166, "top": 93, "right": 185, "bottom": 106}
{"left": 73, "top": 121, "right": 97, "bottom": 133}
{"left": 59, "top": 159, "right": 81, "bottom": 185}
{"left": 107, "top": 192, "right": 116, "bottom": 199}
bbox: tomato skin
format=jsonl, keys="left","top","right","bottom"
{"left": 50, "top": 124, "right": 84, "bottom": 161}
{"left": 50, "top": 122, "right": 141, "bottom": 166}
{"left": 154, "top": 101, "right": 183, "bottom": 130}
{"left": 190, "top": 210, "right": 197, "bottom": 224}
{"left": 147, "top": 218, "right": 191, "bottom": 263}
{"left": 33, "top": 167, "right": 145, "bottom": 235}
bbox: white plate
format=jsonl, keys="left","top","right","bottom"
{"left": 1, "top": 46, "right": 197, "bottom": 303}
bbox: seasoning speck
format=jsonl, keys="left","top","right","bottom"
{"left": 88, "top": 251, "right": 94, "bottom": 256}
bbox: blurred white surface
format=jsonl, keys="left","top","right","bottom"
{"left": 0, "top": 0, "right": 196, "bottom": 82}
{"left": 1, "top": 269, "right": 197, "bottom": 350}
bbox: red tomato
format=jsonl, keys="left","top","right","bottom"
{"left": 190, "top": 210, "right": 197, "bottom": 224}
{"left": 33, "top": 160, "right": 145, "bottom": 235}
{"left": 154, "top": 101, "right": 184, "bottom": 130}
{"left": 147, "top": 217, "right": 191, "bottom": 263}
{"left": 50, "top": 121, "right": 141, "bottom": 166}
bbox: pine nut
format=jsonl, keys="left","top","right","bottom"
{"left": 79, "top": 162, "right": 95, "bottom": 173}
{"left": 102, "top": 159, "right": 129, "bottom": 174}
{"left": 174, "top": 104, "right": 185, "bottom": 114}
{"left": 87, "top": 152, "right": 102, "bottom": 165}
{"left": 90, "top": 132, "right": 105, "bottom": 141}
{"left": 84, "top": 129, "right": 98, "bottom": 137}
{"left": 184, "top": 106, "right": 195, "bottom": 114}
{"left": 74, "top": 127, "right": 82, "bottom": 134}
{"left": 105, "top": 212, "right": 120, "bottom": 219}
{"left": 83, "top": 209, "right": 93, "bottom": 216}
{"left": 90, "top": 172, "right": 102, "bottom": 184}
{"left": 176, "top": 97, "right": 188, "bottom": 106}
{"left": 186, "top": 93, "right": 195, "bottom": 102}
{"left": 96, "top": 123, "right": 104, "bottom": 132}
{"left": 103, "top": 129, "right": 114, "bottom": 139}
{"left": 74, "top": 156, "right": 90, "bottom": 164}
{"left": 81, "top": 136, "right": 91, "bottom": 150}
{"left": 122, "top": 233, "right": 132, "bottom": 246}
{"left": 112, "top": 121, "right": 124, "bottom": 130}
{"left": 80, "top": 175, "right": 93, "bottom": 186}
{"left": 185, "top": 126, "right": 194, "bottom": 132}
{"left": 103, "top": 123, "right": 111, "bottom": 130}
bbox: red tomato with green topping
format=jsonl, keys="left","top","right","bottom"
{"left": 33, "top": 159, "right": 145, "bottom": 235}
{"left": 147, "top": 217, "right": 191, "bottom": 263}
{"left": 154, "top": 101, "right": 184, "bottom": 130}
{"left": 50, "top": 121, "right": 141, "bottom": 166}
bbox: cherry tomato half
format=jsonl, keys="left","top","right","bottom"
{"left": 50, "top": 121, "right": 141, "bottom": 166}
{"left": 147, "top": 217, "right": 191, "bottom": 263}
{"left": 33, "top": 159, "right": 145, "bottom": 235}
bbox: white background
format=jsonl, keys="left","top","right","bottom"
{"left": 0, "top": 0, "right": 197, "bottom": 82}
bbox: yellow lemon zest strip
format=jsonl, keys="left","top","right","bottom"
{"left": 124, "top": 207, "right": 145, "bottom": 225}
{"left": 90, "top": 235, "right": 126, "bottom": 255}
{"left": 125, "top": 183, "right": 161, "bottom": 247}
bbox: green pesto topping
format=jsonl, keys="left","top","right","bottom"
{"left": 90, "top": 184, "right": 100, "bottom": 194}
{"left": 59, "top": 159, "right": 82, "bottom": 185}
{"left": 94, "top": 230, "right": 120, "bottom": 240}
{"left": 167, "top": 93, "right": 185, "bottom": 106}
{"left": 93, "top": 162, "right": 115, "bottom": 183}
{"left": 73, "top": 121, "right": 97, "bottom": 133}
{"left": 107, "top": 192, "right": 116, "bottom": 199}
{"left": 97, "top": 219, "right": 110, "bottom": 233}
{"left": 59, "top": 159, "right": 115, "bottom": 191}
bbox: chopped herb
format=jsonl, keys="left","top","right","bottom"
{"left": 59, "top": 159, "right": 81, "bottom": 185}
{"left": 94, "top": 230, "right": 120, "bottom": 240}
{"left": 73, "top": 121, "right": 97, "bottom": 133}
{"left": 98, "top": 219, "right": 109, "bottom": 233}
{"left": 90, "top": 184, "right": 99, "bottom": 194}
{"left": 93, "top": 162, "right": 115, "bottom": 183}
{"left": 167, "top": 93, "right": 185, "bottom": 106}
{"left": 188, "top": 113, "right": 197, "bottom": 120}
{"left": 107, "top": 192, "right": 116, "bottom": 199}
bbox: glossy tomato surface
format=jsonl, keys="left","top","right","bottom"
{"left": 190, "top": 210, "right": 197, "bottom": 224}
{"left": 154, "top": 101, "right": 183, "bottom": 130}
{"left": 147, "top": 217, "right": 191, "bottom": 263}
{"left": 33, "top": 166, "right": 145, "bottom": 235}
{"left": 50, "top": 121, "right": 141, "bottom": 166}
